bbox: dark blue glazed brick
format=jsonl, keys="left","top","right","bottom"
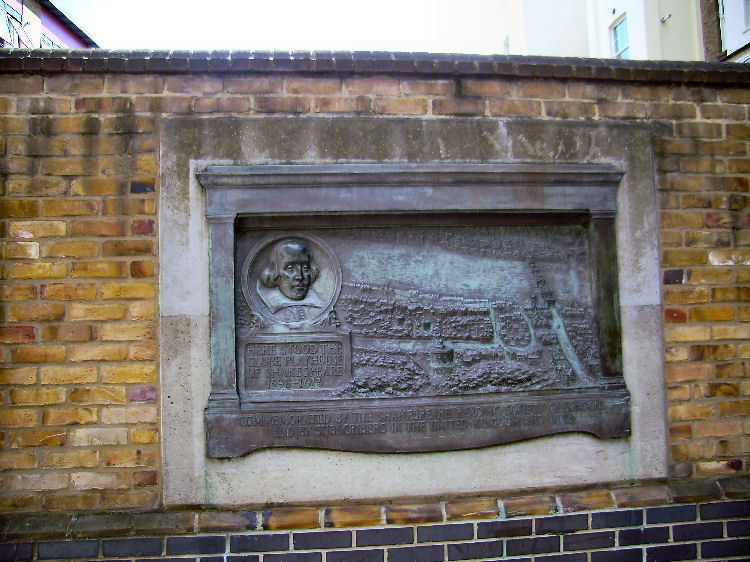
{"left": 535, "top": 515, "right": 587, "bottom": 534}
{"left": 645, "top": 543, "right": 697, "bottom": 562}
{"left": 700, "top": 500, "right": 750, "bottom": 520}
{"left": 356, "top": 527, "right": 412, "bottom": 547}
{"left": 167, "top": 535, "right": 225, "bottom": 555}
{"left": 619, "top": 526, "right": 669, "bottom": 546}
{"left": 130, "top": 179, "right": 154, "bottom": 193}
{"left": 137, "top": 558, "right": 195, "bottom": 562}
{"left": 264, "top": 553, "right": 321, "bottom": 562}
{"left": 326, "top": 549, "right": 384, "bottom": 562}
{"left": 226, "top": 556, "right": 261, "bottom": 562}
{"left": 728, "top": 519, "right": 750, "bottom": 536}
{"left": 230, "top": 533, "right": 289, "bottom": 553}
{"left": 672, "top": 521, "right": 723, "bottom": 541}
{"left": 447, "top": 539, "right": 504, "bottom": 560}
{"left": 417, "top": 523, "right": 473, "bottom": 542}
{"left": 0, "top": 543, "right": 33, "bottom": 561}
{"left": 591, "top": 509, "right": 642, "bottom": 528}
{"left": 388, "top": 544, "right": 444, "bottom": 562}
{"left": 536, "top": 554, "right": 587, "bottom": 562}
{"left": 38, "top": 540, "right": 98, "bottom": 559}
{"left": 293, "top": 530, "right": 351, "bottom": 550}
{"left": 477, "top": 519, "right": 532, "bottom": 538}
{"left": 562, "top": 531, "right": 615, "bottom": 551}
{"left": 645, "top": 505, "right": 696, "bottom": 524}
{"left": 591, "top": 549, "right": 643, "bottom": 562}
{"left": 701, "top": 538, "right": 750, "bottom": 558}
{"left": 506, "top": 536, "right": 560, "bottom": 556}
{"left": 103, "top": 537, "right": 163, "bottom": 557}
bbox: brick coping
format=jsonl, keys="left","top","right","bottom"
{"left": 1, "top": 48, "right": 749, "bottom": 84}
{"left": 1, "top": 477, "right": 748, "bottom": 540}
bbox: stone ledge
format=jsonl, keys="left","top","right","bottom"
{"left": 1, "top": 49, "right": 749, "bottom": 85}
{"left": 0, "top": 476, "right": 747, "bottom": 540}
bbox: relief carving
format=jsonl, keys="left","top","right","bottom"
{"left": 202, "top": 164, "right": 630, "bottom": 457}
{"left": 241, "top": 234, "right": 341, "bottom": 330}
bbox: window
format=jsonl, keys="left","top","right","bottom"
{"left": 611, "top": 16, "right": 630, "bottom": 59}
{"left": 41, "top": 33, "right": 59, "bottom": 49}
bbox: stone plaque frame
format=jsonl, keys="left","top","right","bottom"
{"left": 160, "top": 117, "right": 666, "bottom": 506}
{"left": 199, "top": 163, "right": 629, "bottom": 457}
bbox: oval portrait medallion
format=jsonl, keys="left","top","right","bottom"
{"left": 241, "top": 233, "right": 341, "bottom": 327}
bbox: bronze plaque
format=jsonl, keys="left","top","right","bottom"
{"left": 201, "top": 164, "right": 630, "bottom": 457}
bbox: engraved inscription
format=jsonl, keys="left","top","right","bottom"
{"left": 238, "top": 331, "right": 352, "bottom": 398}
{"left": 236, "top": 400, "right": 604, "bottom": 436}
{"left": 205, "top": 392, "right": 629, "bottom": 455}
{"left": 245, "top": 341, "right": 345, "bottom": 390}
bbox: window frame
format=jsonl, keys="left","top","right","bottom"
{"left": 611, "top": 15, "right": 630, "bottom": 59}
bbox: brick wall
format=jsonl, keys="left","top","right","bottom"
{"left": 0, "top": 50, "right": 749, "bottom": 536}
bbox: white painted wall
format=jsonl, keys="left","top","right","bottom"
{"left": 721, "top": 0, "right": 750, "bottom": 56}
{"left": 497, "top": 0, "right": 704, "bottom": 60}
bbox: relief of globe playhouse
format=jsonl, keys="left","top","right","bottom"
{"left": 222, "top": 224, "right": 630, "bottom": 455}
{"left": 238, "top": 226, "right": 613, "bottom": 400}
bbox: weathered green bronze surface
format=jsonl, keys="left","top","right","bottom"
{"left": 200, "top": 164, "right": 629, "bottom": 457}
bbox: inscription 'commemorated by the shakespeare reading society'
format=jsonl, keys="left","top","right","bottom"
{"left": 237, "top": 399, "right": 603, "bottom": 438}
{"left": 245, "top": 341, "right": 345, "bottom": 390}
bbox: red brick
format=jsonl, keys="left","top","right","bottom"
{"left": 286, "top": 78, "right": 341, "bottom": 94}
{"left": 130, "top": 220, "right": 154, "bottom": 235}
{"left": 106, "top": 75, "right": 164, "bottom": 94}
{"left": 372, "top": 98, "right": 427, "bottom": 115}
{"left": 313, "top": 96, "right": 369, "bottom": 113}
{"left": 401, "top": 79, "right": 454, "bottom": 95}
{"left": 488, "top": 99, "right": 542, "bottom": 117}
{"left": 0, "top": 326, "right": 35, "bottom": 344}
{"left": 544, "top": 100, "right": 596, "bottom": 119}
{"left": 253, "top": 96, "right": 310, "bottom": 113}
{"left": 225, "top": 76, "right": 283, "bottom": 93}
{"left": 165, "top": 76, "right": 223, "bottom": 93}
{"left": 130, "top": 261, "right": 155, "bottom": 278}
{"left": 46, "top": 75, "right": 104, "bottom": 94}
{"left": 102, "top": 240, "right": 154, "bottom": 256}
{"left": 71, "top": 219, "right": 125, "bottom": 237}
{"left": 433, "top": 98, "right": 484, "bottom": 115}
{"left": 462, "top": 79, "right": 511, "bottom": 97}
{"left": 344, "top": 78, "right": 400, "bottom": 95}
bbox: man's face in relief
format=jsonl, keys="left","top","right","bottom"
{"left": 274, "top": 242, "right": 313, "bottom": 301}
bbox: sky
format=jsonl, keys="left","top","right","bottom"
{"left": 52, "top": 0, "right": 506, "bottom": 54}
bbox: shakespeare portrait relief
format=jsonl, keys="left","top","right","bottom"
{"left": 242, "top": 233, "right": 341, "bottom": 327}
